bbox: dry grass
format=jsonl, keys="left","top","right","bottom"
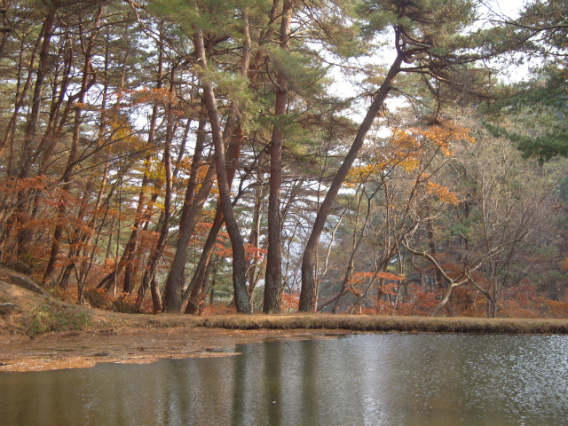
{"left": 190, "top": 314, "right": 568, "bottom": 334}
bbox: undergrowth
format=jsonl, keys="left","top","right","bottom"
{"left": 26, "top": 303, "right": 90, "bottom": 335}
{"left": 83, "top": 288, "right": 143, "bottom": 314}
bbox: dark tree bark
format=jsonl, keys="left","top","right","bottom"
{"left": 161, "top": 157, "right": 218, "bottom": 312}
{"left": 264, "top": 0, "right": 292, "bottom": 314}
{"left": 183, "top": 207, "right": 223, "bottom": 314}
{"left": 161, "top": 107, "right": 208, "bottom": 311}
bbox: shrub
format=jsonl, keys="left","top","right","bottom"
{"left": 112, "top": 292, "right": 143, "bottom": 314}
{"left": 26, "top": 304, "right": 90, "bottom": 335}
{"left": 83, "top": 288, "right": 114, "bottom": 310}
{"left": 83, "top": 288, "right": 143, "bottom": 313}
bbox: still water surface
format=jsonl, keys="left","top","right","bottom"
{"left": 1, "top": 334, "right": 567, "bottom": 426}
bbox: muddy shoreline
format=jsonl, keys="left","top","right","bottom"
{"left": 0, "top": 326, "right": 349, "bottom": 372}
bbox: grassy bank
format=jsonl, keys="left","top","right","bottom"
{"left": 187, "top": 314, "right": 568, "bottom": 334}
{"left": 10, "top": 307, "right": 568, "bottom": 336}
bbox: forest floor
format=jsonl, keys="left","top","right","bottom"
{"left": 1, "top": 267, "right": 568, "bottom": 372}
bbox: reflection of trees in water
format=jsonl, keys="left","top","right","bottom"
{"left": 1, "top": 335, "right": 568, "bottom": 425}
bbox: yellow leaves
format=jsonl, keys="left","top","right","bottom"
{"left": 394, "top": 120, "right": 474, "bottom": 159}
{"left": 426, "top": 181, "right": 460, "bottom": 205}
{"left": 347, "top": 121, "right": 474, "bottom": 185}
{"left": 345, "top": 128, "right": 421, "bottom": 185}
{"left": 346, "top": 164, "right": 384, "bottom": 185}
{"left": 103, "top": 114, "right": 148, "bottom": 156}
{"left": 391, "top": 127, "right": 421, "bottom": 151}
{"left": 390, "top": 127, "right": 423, "bottom": 172}
{"left": 399, "top": 156, "right": 420, "bottom": 172}
{"left": 418, "top": 122, "right": 474, "bottom": 157}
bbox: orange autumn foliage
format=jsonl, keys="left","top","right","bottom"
{"left": 201, "top": 302, "right": 237, "bottom": 316}
{"left": 281, "top": 292, "right": 300, "bottom": 312}
{"left": 377, "top": 271, "right": 405, "bottom": 281}
{"left": 540, "top": 299, "right": 568, "bottom": 318}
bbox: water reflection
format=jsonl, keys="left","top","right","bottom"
{"left": 1, "top": 334, "right": 567, "bottom": 426}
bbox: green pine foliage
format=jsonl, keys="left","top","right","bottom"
{"left": 483, "top": 0, "right": 568, "bottom": 162}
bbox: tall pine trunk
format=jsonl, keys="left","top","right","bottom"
{"left": 264, "top": 0, "right": 292, "bottom": 314}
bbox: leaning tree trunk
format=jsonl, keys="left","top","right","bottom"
{"left": 181, "top": 121, "right": 248, "bottom": 313}
{"left": 195, "top": 26, "right": 251, "bottom": 313}
{"left": 161, "top": 107, "right": 208, "bottom": 311}
{"left": 299, "top": 51, "right": 404, "bottom": 312}
{"left": 161, "top": 160, "right": 217, "bottom": 312}
{"left": 183, "top": 208, "right": 223, "bottom": 314}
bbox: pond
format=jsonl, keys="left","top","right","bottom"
{"left": 1, "top": 334, "right": 567, "bottom": 426}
